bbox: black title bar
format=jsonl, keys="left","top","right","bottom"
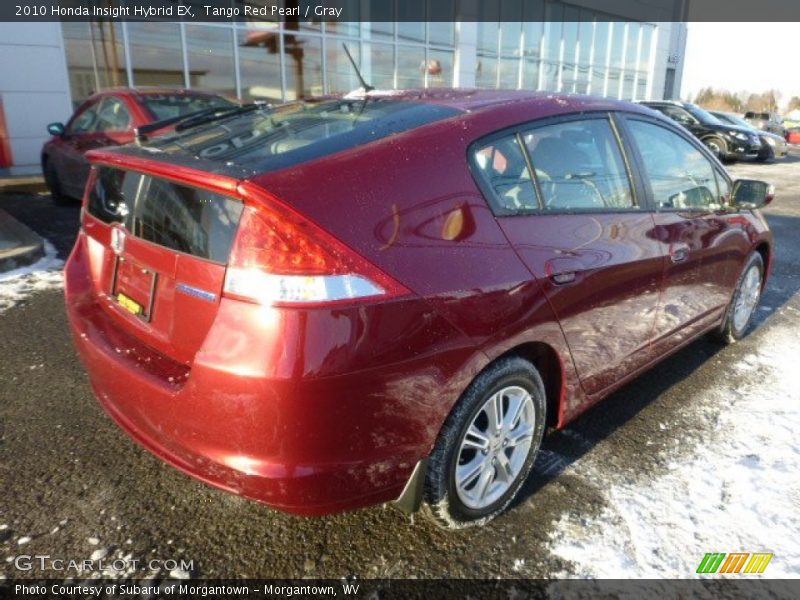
{"left": 3, "top": 0, "right": 800, "bottom": 23}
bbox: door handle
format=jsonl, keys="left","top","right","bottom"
{"left": 670, "top": 243, "right": 690, "bottom": 263}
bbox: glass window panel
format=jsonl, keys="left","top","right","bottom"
{"left": 562, "top": 18, "right": 579, "bottom": 66}
{"left": 95, "top": 97, "right": 131, "bottom": 131}
{"left": 428, "top": 22, "right": 455, "bottom": 47}
{"left": 369, "top": 21, "right": 394, "bottom": 42}
{"left": 541, "top": 61, "right": 559, "bottom": 91}
{"left": 577, "top": 19, "right": 594, "bottom": 90}
{"left": 639, "top": 25, "right": 654, "bottom": 73}
{"left": 522, "top": 22, "right": 543, "bottom": 61}
{"left": 636, "top": 78, "right": 648, "bottom": 101}
{"left": 63, "top": 22, "right": 126, "bottom": 106}
{"left": 185, "top": 25, "right": 235, "bottom": 97}
{"left": 499, "top": 57, "right": 521, "bottom": 89}
{"left": 476, "top": 54, "right": 498, "bottom": 88}
{"left": 627, "top": 120, "right": 721, "bottom": 210}
{"left": 426, "top": 49, "right": 454, "bottom": 88}
{"left": 626, "top": 23, "right": 640, "bottom": 72}
{"left": 606, "top": 68, "right": 622, "bottom": 98}
{"left": 283, "top": 35, "right": 323, "bottom": 100}
{"left": 499, "top": 0, "right": 522, "bottom": 56}
{"left": 237, "top": 26, "right": 283, "bottom": 103}
{"left": 365, "top": 42, "right": 395, "bottom": 90}
{"left": 609, "top": 22, "right": 626, "bottom": 69}
{"left": 68, "top": 101, "right": 102, "bottom": 134}
{"left": 543, "top": 19, "right": 562, "bottom": 63}
{"left": 396, "top": 45, "right": 425, "bottom": 89}
{"left": 127, "top": 22, "right": 184, "bottom": 88}
{"left": 523, "top": 119, "right": 635, "bottom": 211}
{"left": 523, "top": 59, "right": 540, "bottom": 90}
{"left": 622, "top": 73, "right": 635, "bottom": 99}
{"left": 327, "top": 41, "right": 361, "bottom": 93}
{"left": 477, "top": 22, "right": 499, "bottom": 54}
{"left": 472, "top": 135, "right": 539, "bottom": 214}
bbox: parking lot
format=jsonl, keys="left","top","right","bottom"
{"left": 1, "top": 152, "right": 799, "bottom": 580}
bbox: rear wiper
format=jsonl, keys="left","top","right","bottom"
{"left": 174, "top": 103, "right": 266, "bottom": 132}
{"left": 135, "top": 103, "right": 266, "bottom": 143}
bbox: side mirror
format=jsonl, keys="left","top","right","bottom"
{"left": 47, "top": 122, "right": 65, "bottom": 136}
{"left": 732, "top": 179, "right": 774, "bottom": 209}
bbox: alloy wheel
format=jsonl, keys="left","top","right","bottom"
{"left": 455, "top": 385, "right": 535, "bottom": 510}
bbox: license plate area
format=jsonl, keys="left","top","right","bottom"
{"left": 111, "top": 256, "right": 157, "bottom": 322}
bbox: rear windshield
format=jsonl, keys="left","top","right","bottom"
{"left": 88, "top": 167, "right": 243, "bottom": 263}
{"left": 140, "top": 94, "right": 236, "bottom": 121}
{"left": 148, "top": 98, "right": 460, "bottom": 172}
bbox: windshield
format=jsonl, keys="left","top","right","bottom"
{"left": 720, "top": 113, "right": 752, "bottom": 129}
{"left": 149, "top": 98, "right": 460, "bottom": 172}
{"left": 684, "top": 104, "right": 723, "bottom": 126}
{"left": 141, "top": 94, "right": 236, "bottom": 121}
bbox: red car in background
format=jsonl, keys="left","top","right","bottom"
{"left": 785, "top": 127, "right": 800, "bottom": 145}
{"left": 65, "top": 90, "right": 774, "bottom": 528}
{"left": 42, "top": 88, "right": 235, "bottom": 205}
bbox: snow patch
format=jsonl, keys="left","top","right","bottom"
{"left": 549, "top": 327, "right": 800, "bottom": 577}
{"left": 168, "top": 567, "right": 191, "bottom": 580}
{"left": 0, "top": 240, "right": 63, "bottom": 313}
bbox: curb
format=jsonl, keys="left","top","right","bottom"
{"left": 0, "top": 209, "right": 45, "bottom": 274}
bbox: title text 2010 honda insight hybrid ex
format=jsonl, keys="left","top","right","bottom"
{"left": 65, "top": 90, "right": 774, "bottom": 528}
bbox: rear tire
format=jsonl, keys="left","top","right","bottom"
{"left": 423, "top": 357, "right": 546, "bottom": 529}
{"left": 714, "top": 252, "right": 764, "bottom": 344}
{"left": 44, "top": 160, "right": 70, "bottom": 206}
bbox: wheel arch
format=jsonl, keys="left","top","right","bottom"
{"left": 754, "top": 241, "right": 771, "bottom": 288}
{"left": 492, "top": 341, "right": 565, "bottom": 429}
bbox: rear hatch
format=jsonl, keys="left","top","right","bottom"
{"left": 78, "top": 96, "right": 460, "bottom": 364}
{"left": 81, "top": 161, "right": 243, "bottom": 364}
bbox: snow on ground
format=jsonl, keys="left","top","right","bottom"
{"left": 549, "top": 325, "right": 800, "bottom": 578}
{"left": 0, "top": 240, "right": 63, "bottom": 313}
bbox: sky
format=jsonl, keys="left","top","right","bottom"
{"left": 681, "top": 23, "right": 800, "bottom": 107}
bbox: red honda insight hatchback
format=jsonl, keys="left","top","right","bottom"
{"left": 64, "top": 90, "right": 774, "bottom": 528}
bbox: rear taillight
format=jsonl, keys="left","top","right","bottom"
{"left": 223, "top": 189, "right": 408, "bottom": 306}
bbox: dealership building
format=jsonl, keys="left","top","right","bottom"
{"left": 0, "top": 2, "right": 687, "bottom": 174}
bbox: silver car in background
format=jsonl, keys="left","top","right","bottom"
{"left": 744, "top": 111, "right": 786, "bottom": 136}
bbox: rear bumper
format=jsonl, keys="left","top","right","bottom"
{"left": 65, "top": 234, "right": 474, "bottom": 515}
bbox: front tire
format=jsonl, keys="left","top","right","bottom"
{"left": 715, "top": 252, "right": 764, "bottom": 344}
{"left": 703, "top": 136, "right": 728, "bottom": 161}
{"left": 423, "top": 357, "right": 546, "bottom": 529}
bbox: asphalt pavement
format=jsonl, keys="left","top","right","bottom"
{"left": 1, "top": 153, "right": 799, "bottom": 580}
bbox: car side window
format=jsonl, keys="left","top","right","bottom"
{"left": 626, "top": 119, "right": 721, "bottom": 211}
{"left": 522, "top": 118, "right": 636, "bottom": 211}
{"left": 68, "top": 102, "right": 101, "bottom": 134}
{"left": 472, "top": 135, "right": 539, "bottom": 213}
{"left": 662, "top": 106, "right": 695, "bottom": 125}
{"left": 94, "top": 97, "right": 131, "bottom": 132}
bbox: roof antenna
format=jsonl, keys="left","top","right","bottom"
{"left": 342, "top": 43, "right": 374, "bottom": 93}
